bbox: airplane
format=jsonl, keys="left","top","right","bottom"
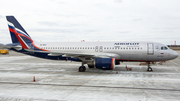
{"left": 1, "top": 16, "right": 178, "bottom": 72}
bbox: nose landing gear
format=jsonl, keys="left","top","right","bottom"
{"left": 147, "top": 62, "right": 153, "bottom": 72}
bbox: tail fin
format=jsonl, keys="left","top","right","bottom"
{"left": 6, "top": 16, "right": 33, "bottom": 49}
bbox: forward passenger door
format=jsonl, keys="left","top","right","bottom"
{"left": 147, "top": 43, "right": 154, "bottom": 55}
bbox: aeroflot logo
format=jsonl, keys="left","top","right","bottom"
{"left": 114, "top": 43, "right": 139, "bottom": 45}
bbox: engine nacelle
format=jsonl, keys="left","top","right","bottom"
{"left": 95, "top": 58, "right": 115, "bottom": 70}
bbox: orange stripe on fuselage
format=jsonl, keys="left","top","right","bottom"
{"left": 32, "top": 43, "right": 50, "bottom": 52}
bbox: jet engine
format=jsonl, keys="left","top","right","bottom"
{"left": 88, "top": 58, "right": 115, "bottom": 70}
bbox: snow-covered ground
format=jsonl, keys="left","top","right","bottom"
{"left": 0, "top": 51, "right": 180, "bottom": 101}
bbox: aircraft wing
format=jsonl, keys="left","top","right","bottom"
{"left": 26, "top": 49, "right": 120, "bottom": 59}
{"left": 48, "top": 51, "right": 120, "bottom": 61}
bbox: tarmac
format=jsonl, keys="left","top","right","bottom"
{"left": 0, "top": 51, "right": 180, "bottom": 101}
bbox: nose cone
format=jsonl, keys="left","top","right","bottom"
{"left": 172, "top": 51, "right": 178, "bottom": 59}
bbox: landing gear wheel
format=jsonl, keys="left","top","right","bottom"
{"left": 147, "top": 67, "right": 153, "bottom": 72}
{"left": 79, "top": 66, "right": 86, "bottom": 72}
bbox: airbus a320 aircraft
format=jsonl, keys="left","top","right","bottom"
{"left": 1, "top": 16, "right": 178, "bottom": 72}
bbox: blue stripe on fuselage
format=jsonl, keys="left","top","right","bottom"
{"left": 10, "top": 48, "right": 81, "bottom": 61}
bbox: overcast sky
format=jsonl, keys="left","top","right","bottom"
{"left": 0, "top": 0, "right": 180, "bottom": 45}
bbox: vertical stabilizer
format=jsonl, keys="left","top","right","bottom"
{"left": 6, "top": 16, "right": 33, "bottom": 49}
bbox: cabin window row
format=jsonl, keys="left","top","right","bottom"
{"left": 39, "top": 47, "right": 142, "bottom": 50}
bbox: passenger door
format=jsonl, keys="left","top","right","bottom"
{"left": 147, "top": 43, "right": 154, "bottom": 55}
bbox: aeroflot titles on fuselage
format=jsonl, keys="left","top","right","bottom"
{"left": 114, "top": 43, "right": 139, "bottom": 45}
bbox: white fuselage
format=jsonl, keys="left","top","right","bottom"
{"left": 34, "top": 41, "right": 178, "bottom": 62}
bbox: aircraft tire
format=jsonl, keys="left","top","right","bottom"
{"left": 147, "top": 67, "right": 153, "bottom": 72}
{"left": 79, "top": 66, "right": 86, "bottom": 72}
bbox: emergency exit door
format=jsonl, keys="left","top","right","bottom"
{"left": 95, "top": 46, "right": 103, "bottom": 52}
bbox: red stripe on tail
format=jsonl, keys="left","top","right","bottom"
{"left": 9, "top": 28, "right": 29, "bottom": 49}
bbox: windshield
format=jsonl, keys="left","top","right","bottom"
{"left": 161, "top": 46, "right": 169, "bottom": 50}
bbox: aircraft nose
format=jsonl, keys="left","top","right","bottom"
{"left": 172, "top": 51, "right": 178, "bottom": 59}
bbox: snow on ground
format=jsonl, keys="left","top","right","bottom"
{"left": 0, "top": 51, "right": 180, "bottom": 100}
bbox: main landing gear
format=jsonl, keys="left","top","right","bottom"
{"left": 147, "top": 62, "right": 153, "bottom": 72}
{"left": 79, "top": 62, "right": 86, "bottom": 72}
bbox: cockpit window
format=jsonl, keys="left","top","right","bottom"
{"left": 161, "top": 47, "right": 163, "bottom": 50}
{"left": 161, "top": 46, "right": 169, "bottom": 50}
{"left": 164, "top": 46, "right": 169, "bottom": 50}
